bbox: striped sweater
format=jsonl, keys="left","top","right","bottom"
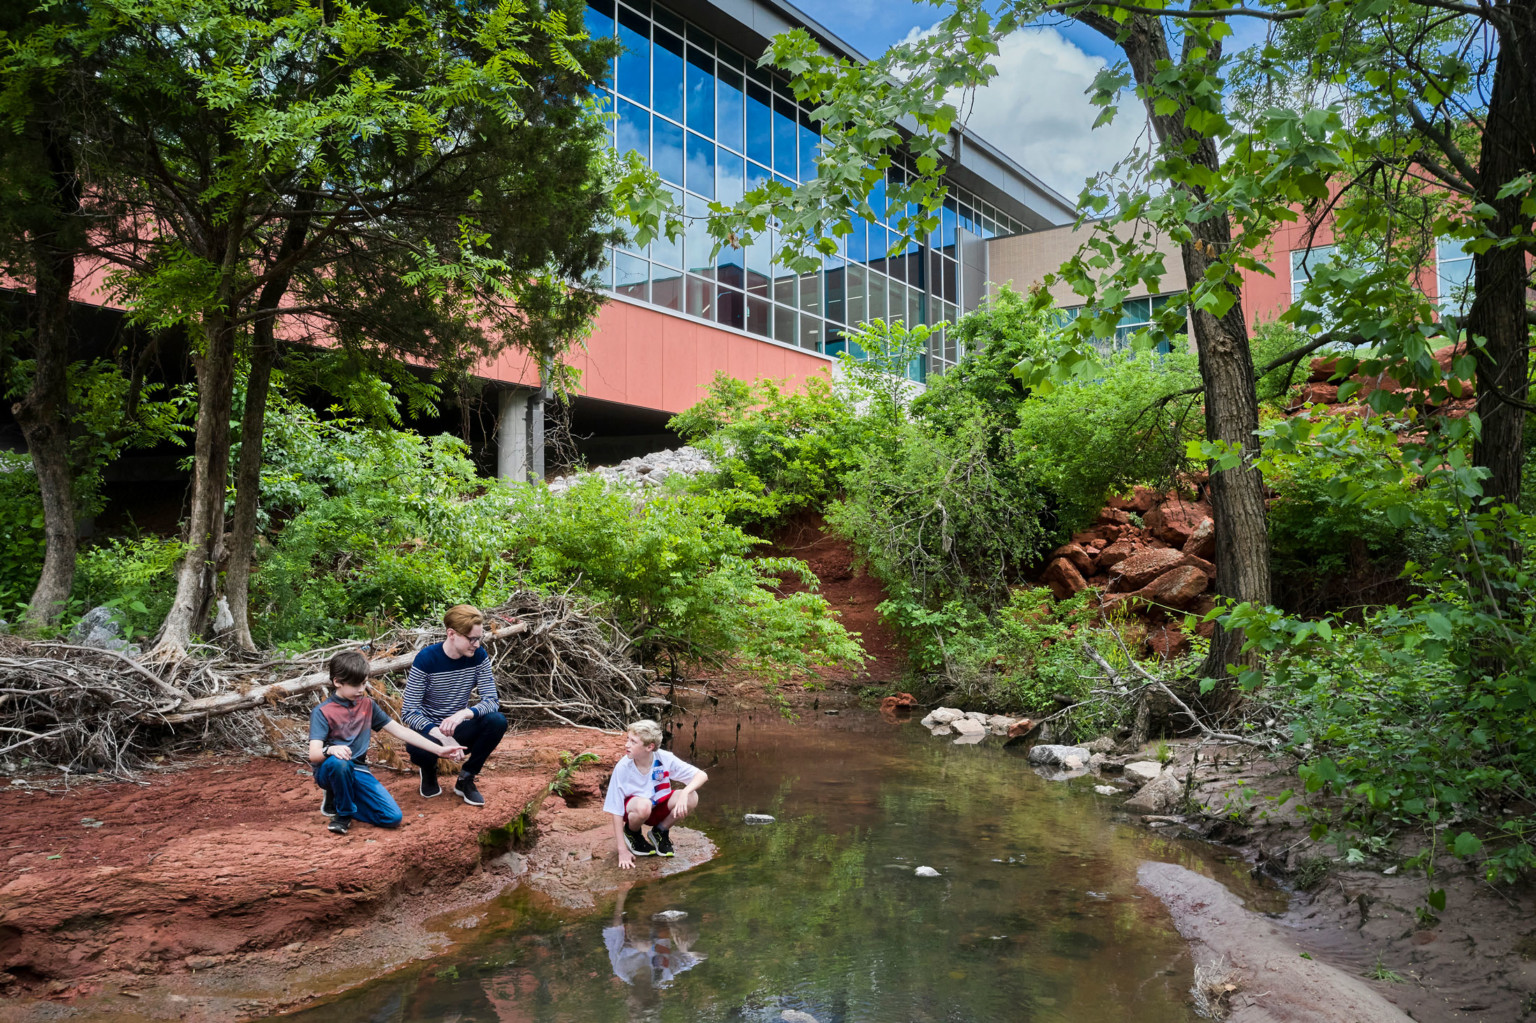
{"left": 401, "top": 643, "right": 499, "bottom": 732}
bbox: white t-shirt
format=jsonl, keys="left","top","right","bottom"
{"left": 603, "top": 749, "right": 699, "bottom": 816}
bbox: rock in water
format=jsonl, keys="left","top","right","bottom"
{"left": 914, "top": 866, "right": 940, "bottom": 877}
{"left": 1094, "top": 785, "right": 1119, "bottom": 796}
{"left": 1123, "top": 761, "right": 1162, "bottom": 785}
{"left": 652, "top": 910, "right": 688, "bottom": 922}
{"left": 950, "top": 717, "right": 986, "bottom": 738}
{"left": 1124, "top": 770, "right": 1184, "bottom": 814}
{"left": 1026, "top": 744, "right": 1093, "bottom": 767}
{"left": 781, "top": 1012, "right": 821, "bottom": 1023}
{"left": 744, "top": 813, "right": 776, "bottom": 824}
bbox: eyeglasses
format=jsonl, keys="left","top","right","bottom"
{"left": 456, "top": 632, "right": 485, "bottom": 647}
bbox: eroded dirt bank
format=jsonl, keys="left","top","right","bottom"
{"left": 0, "top": 726, "right": 718, "bottom": 1022}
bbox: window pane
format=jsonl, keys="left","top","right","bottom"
{"left": 685, "top": 193, "right": 713, "bottom": 277}
{"left": 869, "top": 273, "right": 887, "bottom": 321}
{"left": 746, "top": 160, "right": 771, "bottom": 194}
{"left": 686, "top": 47, "right": 714, "bottom": 136}
{"left": 846, "top": 264, "right": 866, "bottom": 324}
{"left": 824, "top": 262, "right": 846, "bottom": 324}
{"left": 717, "top": 67, "right": 744, "bottom": 153}
{"left": 772, "top": 269, "right": 795, "bottom": 307}
{"left": 774, "top": 305, "right": 796, "bottom": 346}
{"left": 847, "top": 221, "right": 867, "bottom": 265}
{"left": 747, "top": 295, "right": 770, "bottom": 337}
{"left": 908, "top": 287, "right": 921, "bottom": 329}
{"left": 717, "top": 150, "right": 745, "bottom": 206}
{"left": 653, "top": 29, "right": 683, "bottom": 122}
{"left": 717, "top": 257, "right": 744, "bottom": 290}
{"left": 1290, "top": 244, "right": 1337, "bottom": 301}
{"left": 614, "top": 251, "right": 648, "bottom": 301}
{"left": 616, "top": 6, "right": 649, "bottom": 105}
{"left": 746, "top": 82, "right": 772, "bottom": 167}
{"left": 652, "top": 116, "right": 684, "bottom": 185}
{"left": 651, "top": 266, "right": 683, "bottom": 310}
{"left": 716, "top": 286, "right": 744, "bottom": 329}
{"left": 799, "top": 268, "right": 821, "bottom": 317}
{"left": 617, "top": 98, "right": 648, "bottom": 160}
{"left": 585, "top": 0, "right": 613, "bottom": 39}
{"left": 686, "top": 274, "right": 712, "bottom": 319}
{"left": 772, "top": 94, "right": 797, "bottom": 178}
{"left": 869, "top": 176, "right": 886, "bottom": 226}
{"left": 651, "top": 187, "right": 683, "bottom": 267}
{"left": 746, "top": 234, "right": 770, "bottom": 296}
{"left": 799, "top": 311, "right": 821, "bottom": 352}
{"left": 685, "top": 131, "right": 715, "bottom": 198}
{"left": 653, "top": 3, "right": 682, "bottom": 35}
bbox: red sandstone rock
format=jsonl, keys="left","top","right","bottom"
{"left": 1298, "top": 382, "right": 1338, "bottom": 405}
{"left": 1182, "top": 517, "right": 1216, "bottom": 560}
{"left": 1051, "top": 542, "right": 1095, "bottom": 576}
{"left": 1097, "top": 538, "right": 1141, "bottom": 570}
{"left": 1086, "top": 538, "right": 1108, "bottom": 551}
{"left": 1095, "top": 507, "right": 1133, "bottom": 527}
{"left": 1138, "top": 565, "right": 1209, "bottom": 607}
{"left": 1182, "top": 551, "right": 1216, "bottom": 578}
{"left": 1042, "top": 557, "right": 1088, "bottom": 599}
{"left": 1147, "top": 624, "right": 1190, "bottom": 659}
{"left": 1144, "top": 497, "right": 1214, "bottom": 547}
{"left": 1109, "top": 547, "right": 1188, "bottom": 591}
{"left": 1108, "top": 485, "right": 1160, "bottom": 513}
{"left": 1007, "top": 718, "right": 1037, "bottom": 739}
{"left": 880, "top": 693, "right": 917, "bottom": 713}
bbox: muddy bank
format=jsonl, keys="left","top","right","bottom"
{"left": 0, "top": 727, "right": 716, "bottom": 1021}
{"left": 1135, "top": 741, "right": 1536, "bottom": 1022}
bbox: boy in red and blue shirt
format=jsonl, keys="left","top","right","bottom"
{"left": 309, "top": 651, "right": 463, "bottom": 836}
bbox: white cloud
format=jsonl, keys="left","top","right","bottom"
{"left": 901, "top": 23, "right": 1148, "bottom": 202}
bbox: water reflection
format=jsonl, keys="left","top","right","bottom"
{"left": 274, "top": 708, "right": 1279, "bottom": 1022}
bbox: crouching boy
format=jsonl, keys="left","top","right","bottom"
{"left": 310, "top": 651, "right": 465, "bottom": 836}
{"left": 604, "top": 719, "right": 707, "bottom": 867}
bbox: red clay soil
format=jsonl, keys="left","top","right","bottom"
{"left": 767, "top": 511, "right": 908, "bottom": 685}
{"left": 0, "top": 727, "right": 624, "bottom": 1004}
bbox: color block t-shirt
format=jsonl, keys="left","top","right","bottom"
{"left": 603, "top": 749, "right": 699, "bottom": 816}
{"left": 308, "top": 694, "right": 390, "bottom": 771}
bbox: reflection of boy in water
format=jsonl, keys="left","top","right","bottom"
{"left": 605, "top": 888, "right": 703, "bottom": 991}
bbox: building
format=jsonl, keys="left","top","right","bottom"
{"left": 488, "top": 0, "right": 1078, "bottom": 478}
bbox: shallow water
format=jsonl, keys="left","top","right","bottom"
{"left": 276, "top": 707, "right": 1281, "bottom": 1022}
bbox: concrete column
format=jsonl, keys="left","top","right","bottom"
{"left": 496, "top": 387, "right": 543, "bottom": 484}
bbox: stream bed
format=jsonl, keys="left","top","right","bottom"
{"left": 272, "top": 706, "right": 1286, "bottom": 1022}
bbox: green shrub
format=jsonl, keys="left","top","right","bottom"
{"left": 0, "top": 453, "right": 44, "bottom": 612}
{"left": 669, "top": 372, "right": 867, "bottom": 529}
{"left": 72, "top": 535, "right": 187, "bottom": 638}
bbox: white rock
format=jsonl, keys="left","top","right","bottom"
{"left": 1094, "top": 785, "right": 1119, "bottom": 796}
{"left": 652, "top": 910, "right": 688, "bottom": 921}
{"left": 1124, "top": 770, "right": 1184, "bottom": 814}
{"left": 213, "top": 596, "right": 234, "bottom": 634}
{"left": 744, "top": 813, "right": 776, "bottom": 824}
{"left": 1124, "top": 762, "right": 1162, "bottom": 785}
{"left": 1062, "top": 755, "right": 1085, "bottom": 770}
{"left": 914, "top": 866, "right": 940, "bottom": 877}
{"left": 964, "top": 711, "right": 990, "bottom": 724}
{"left": 951, "top": 717, "right": 986, "bottom": 737}
{"left": 1026, "top": 744, "right": 1093, "bottom": 767}
{"left": 926, "top": 707, "right": 967, "bottom": 725}
{"left": 986, "top": 714, "right": 1015, "bottom": 736}
{"left": 926, "top": 723, "right": 953, "bottom": 737}
{"left": 781, "top": 1012, "right": 821, "bottom": 1023}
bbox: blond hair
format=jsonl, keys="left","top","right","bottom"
{"left": 444, "top": 604, "right": 484, "bottom": 636}
{"left": 627, "top": 719, "right": 664, "bottom": 749}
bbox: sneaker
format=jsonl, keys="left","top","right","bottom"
{"left": 419, "top": 765, "right": 442, "bottom": 799}
{"left": 623, "top": 825, "right": 656, "bottom": 857}
{"left": 328, "top": 816, "right": 352, "bottom": 836}
{"left": 320, "top": 789, "right": 336, "bottom": 817}
{"left": 651, "top": 827, "right": 675, "bottom": 857}
{"left": 454, "top": 772, "right": 485, "bottom": 807}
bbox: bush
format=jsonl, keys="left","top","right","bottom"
{"left": 72, "top": 536, "right": 187, "bottom": 639}
{"left": 669, "top": 372, "right": 867, "bottom": 529}
{"left": 0, "top": 454, "right": 44, "bottom": 612}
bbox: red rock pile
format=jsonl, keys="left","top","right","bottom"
{"left": 1291, "top": 343, "right": 1475, "bottom": 422}
{"left": 1039, "top": 485, "right": 1218, "bottom": 659}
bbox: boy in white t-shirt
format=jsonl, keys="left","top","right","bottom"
{"left": 604, "top": 719, "right": 708, "bottom": 867}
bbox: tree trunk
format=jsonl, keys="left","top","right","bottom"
{"left": 1082, "top": 14, "right": 1272, "bottom": 686}
{"left": 14, "top": 131, "right": 83, "bottom": 628}
{"left": 1467, "top": 4, "right": 1535, "bottom": 510}
{"left": 149, "top": 313, "right": 236, "bottom": 660}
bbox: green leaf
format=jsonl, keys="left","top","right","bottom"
{"left": 1424, "top": 612, "right": 1454, "bottom": 641}
{"left": 1426, "top": 889, "right": 1446, "bottom": 912}
{"left": 1451, "top": 832, "right": 1483, "bottom": 858}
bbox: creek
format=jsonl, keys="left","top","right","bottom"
{"left": 271, "top": 705, "right": 1285, "bottom": 1022}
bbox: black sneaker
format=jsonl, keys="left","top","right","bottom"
{"left": 454, "top": 772, "right": 485, "bottom": 807}
{"left": 328, "top": 816, "right": 352, "bottom": 836}
{"left": 419, "top": 765, "right": 442, "bottom": 799}
{"left": 624, "top": 825, "right": 656, "bottom": 857}
{"left": 320, "top": 789, "right": 336, "bottom": 817}
{"left": 652, "top": 827, "right": 675, "bottom": 857}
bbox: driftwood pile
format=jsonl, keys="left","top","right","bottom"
{"left": 0, "top": 591, "right": 652, "bottom": 776}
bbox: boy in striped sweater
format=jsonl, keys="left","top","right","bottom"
{"left": 401, "top": 604, "right": 508, "bottom": 807}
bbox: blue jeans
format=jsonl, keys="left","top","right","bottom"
{"left": 315, "top": 757, "right": 402, "bottom": 827}
{"left": 406, "top": 711, "right": 507, "bottom": 775}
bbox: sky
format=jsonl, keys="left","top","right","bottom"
{"left": 798, "top": 1, "right": 1267, "bottom": 202}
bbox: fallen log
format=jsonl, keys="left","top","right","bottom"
{"left": 151, "top": 621, "right": 529, "bottom": 725}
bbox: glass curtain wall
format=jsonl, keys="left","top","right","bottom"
{"left": 585, "top": 0, "right": 1026, "bottom": 377}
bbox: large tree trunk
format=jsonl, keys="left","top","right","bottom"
{"left": 14, "top": 131, "right": 83, "bottom": 628}
{"left": 1084, "top": 14, "right": 1272, "bottom": 688}
{"left": 149, "top": 312, "right": 237, "bottom": 660}
{"left": 1467, "top": 4, "right": 1535, "bottom": 510}
{"left": 225, "top": 200, "right": 311, "bottom": 653}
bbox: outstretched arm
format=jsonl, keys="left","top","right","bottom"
{"left": 383, "top": 719, "right": 464, "bottom": 760}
